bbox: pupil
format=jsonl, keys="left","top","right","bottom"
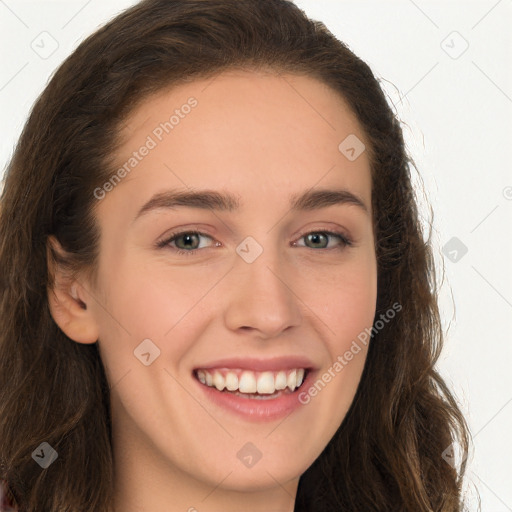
{"left": 180, "top": 234, "right": 197, "bottom": 249}
{"left": 308, "top": 233, "right": 326, "bottom": 248}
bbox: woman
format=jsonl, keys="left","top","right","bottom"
{"left": 0, "top": 0, "right": 471, "bottom": 510}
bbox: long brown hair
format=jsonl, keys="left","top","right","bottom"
{"left": 0, "top": 0, "right": 471, "bottom": 510}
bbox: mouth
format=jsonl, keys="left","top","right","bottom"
{"left": 192, "top": 367, "right": 311, "bottom": 400}
{"left": 191, "top": 356, "right": 318, "bottom": 421}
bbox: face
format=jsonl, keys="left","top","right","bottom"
{"left": 80, "top": 70, "right": 377, "bottom": 504}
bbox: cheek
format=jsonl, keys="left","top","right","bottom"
{"left": 96, "top": 256, "right": 212, "bottom": 335}
{"left": 92, "top": 259, "right": 218, "bottom": 378}
{"left": 333, "top": 274, "right": 377, "bottom": 343}
{"left": 299, "top": 255, "right": 376, "bottom": 392}
{"left": 297, "top": 268, "right": 376, "bottom": 433}
{"left": 301, "top": 253, "right": 377, "bottom": 341}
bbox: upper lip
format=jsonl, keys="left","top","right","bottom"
{"left": 194, "top": 356, "right": 318, "bottom": 372}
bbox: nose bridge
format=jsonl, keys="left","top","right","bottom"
{"left": 223, "top": 234, "right": 302, "bottom": 336}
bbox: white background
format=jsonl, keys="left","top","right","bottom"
{"left": 1, "top": 1, "right": 511, "bottom": 510}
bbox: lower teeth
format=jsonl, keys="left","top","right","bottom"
{"left": 226, "top": 389, "right": 286, "bottom": 400}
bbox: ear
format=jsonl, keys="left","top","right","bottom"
{"left": 46, "top": 235, "right": 99, "bottom": 344}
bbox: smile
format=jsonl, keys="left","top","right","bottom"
{"left": 194, "top": 367, "right": 307, "bottom": 394}
{"left": 192, "top": 366, "right": 315, "bottom": 421}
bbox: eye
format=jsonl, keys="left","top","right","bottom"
{"left": 158, "top": 228, "right": 352, "bottom": 257}
{"left": 157, "top": 230, "right": 218, "bottom": 256}
{"left": 292, "top": 230, "right": 353, "bottom": 250}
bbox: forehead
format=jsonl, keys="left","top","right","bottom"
{"left": 101, "top": 70, "right": 372, "bottom": 216}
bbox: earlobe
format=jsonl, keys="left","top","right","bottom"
{"left": 47, "top": 236, "right": 99, "bottom": 345}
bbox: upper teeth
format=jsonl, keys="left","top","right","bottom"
{"left": 195, "top": 368, "right": 306, "bottom": 394}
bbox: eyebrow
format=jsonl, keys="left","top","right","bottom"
{"left": 133, "top": 187, "right": 369, "bottom": 223}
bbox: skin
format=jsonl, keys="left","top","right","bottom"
{"left": 48, "top": 70, "right": 377, "bottom": 512}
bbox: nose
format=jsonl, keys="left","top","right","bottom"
{"left": 223, "top": 246, "right": 303, "bottom": 339}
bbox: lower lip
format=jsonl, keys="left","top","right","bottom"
{"left": 193, "top": 370, "right": 316, "bottom": 422}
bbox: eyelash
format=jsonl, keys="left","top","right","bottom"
{"left": 157, "top": 228, "right": 353, "bottom": 257}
